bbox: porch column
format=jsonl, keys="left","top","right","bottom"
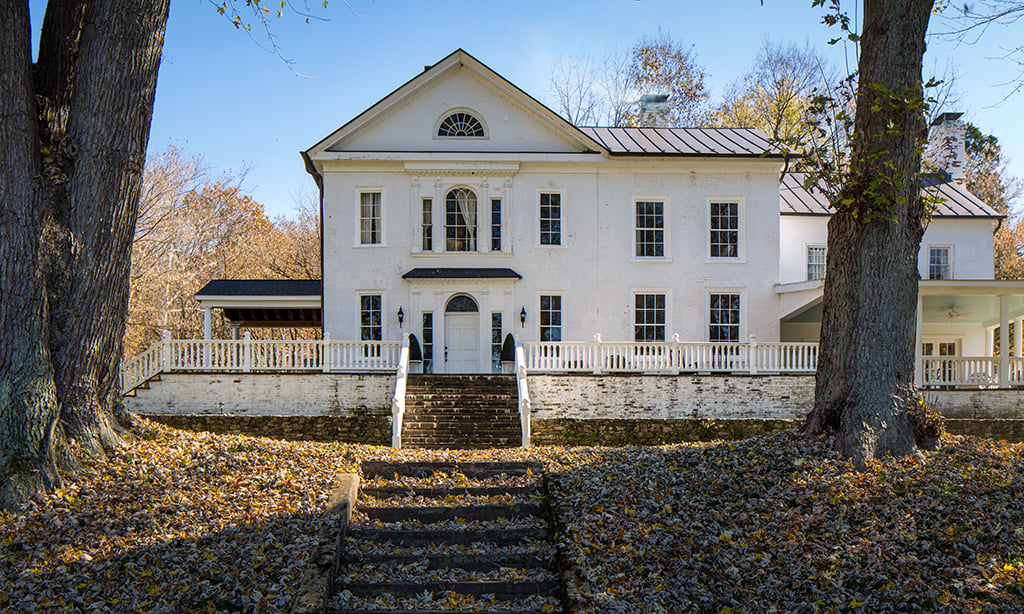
{"left": 1000, "top": 295, "right": 1010, "bottom": 387}
{"left": 1016, "top": 317, "right": 1023, "bottom": 359}
{"left": 230, "top": 323, "right": 240, "bottom": 340}
{"left": 203, "top": 307, "right": 212, "bottom": 370}
{"left": 914, "top": 295, "right": 923, "bottom": 386}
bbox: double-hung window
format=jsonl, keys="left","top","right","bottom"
{"left": 635, "top": 200, "right": 665, "bottom": 258}
{"left": 709, "top": 293, "right": 740, "bottom": 342}
{"left": 807, "top": 245, "right": 826, "bottom": 281}
{"left": 539, "top": 295, "right": 562, "bottom": 341}
{"left": 539, "top": 193, "right": 561, "bottom": 246}
{"left": 359, "top": 192, "right": 382, "bottom": 245}
{"left": 929, "top": 247, "right": 951, "bottom": 280}
{"left": 360, "top": 295, "right": 382, "bottom": 341}
{"left": 709, "top": 201, "right": 739, "bottom": 258}
{"left": 421, "top": 312, "right": 434, "bottom": 373}
{"left": 491, "top": 312, "right": 503, "bottom": 372}
{"left": 634, "top": 293, "right": 666, "bottom": 341}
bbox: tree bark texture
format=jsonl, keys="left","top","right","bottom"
{"left": 0, "top": 0, "right": 169, "bottom": 508}
{"left": 0, "top": 0, "right": 62, "bottom": 509}
{"left": 805, "top": 0, "right": 935, "bottom": 464}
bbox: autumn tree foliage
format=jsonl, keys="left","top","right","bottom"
{"left": 715, "top": 39, "right": 835, "bottom": 141}
{"left": 548, "top": 32, "right": 710, "bottom": 127}
{"left": 962, "top": 124, "right": 1024, "bottom": 279}
{"left": 126, "top": 147, "right": 321, "bottom": 356}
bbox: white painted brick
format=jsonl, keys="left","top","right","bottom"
{"left": 126, "top": 373, "right": 395, "bottom": 416}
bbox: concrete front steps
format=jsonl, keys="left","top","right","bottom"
{"left": 402, "top": 375, "right": 521, "bottom": 449}
{"left": 327, "top": 461, "right": 562, "bottom": 614}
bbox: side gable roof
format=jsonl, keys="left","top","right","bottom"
{"left": 303, "top": 49, "right": 605, "bottom": 161}
{"left": 780, "top": 172, "right": 1002, "bottom": 218}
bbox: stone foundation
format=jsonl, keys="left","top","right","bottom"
{"left": 532, "top": 418, "right": 799, "bottom": 446}
{"left": 144, "top": 414, "right": 391, "bottom": 445}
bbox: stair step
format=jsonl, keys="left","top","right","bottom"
{"left": 337, "top": 580, "right": 558, "bottom": 598}
{"left": 362, "top": 503, "right": 546, "bottom": 523}
{"left": 361, "top": 462, "right": 542, "bottom": 479}
{"left": 339, "top": 552, "right": 554, "bottom": 570}
{"left": 360, "top": 486, "right": 537, "bottom": 499}
{"left": 349, "top": 527, "right": 549, "bottom": 545}
{"left": 328, "top": 610, "right": 549, "bottom": 614}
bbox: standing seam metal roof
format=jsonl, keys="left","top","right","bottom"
{"left": 780, "top": 172, "right": 1001, "bottom": 218}
{"left": 578, "top": 127, "right": 780, "bottom": 157}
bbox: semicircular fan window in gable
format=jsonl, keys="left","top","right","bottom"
{"left": 437, "top": 112, "right": 485, "bottom": 137}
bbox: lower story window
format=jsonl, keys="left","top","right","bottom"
{"left": 539, "top": 295, "right": 562, "bottom": 342}
{"left": 360, "top": 295, "right": 382, "bottom": 341}
{"left": 634, "top": 293, "right": 666, "bottom": 341}
{"left": 491, "top": 312, "right": 503, "bottom": 373}
{"left": 709, "top": 293, "right": 740, "bottom": 342}
{"left": 422, "top": 312, "right": 434, "bottom": 373}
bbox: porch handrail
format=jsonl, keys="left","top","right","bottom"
{"left": 920, "top": 356, "right": 1001, "bottom": 387}
{"left": 391, "top": 333, "right": 411, "bottom": 449}
{"left": 514, "top": 334, "right": 531, "bottom": 448}
{"left": 120, "top": 336, "right": 403, "bottom": 394}
{"left": 522, "top": 338, "right": 819, "bottom": 374}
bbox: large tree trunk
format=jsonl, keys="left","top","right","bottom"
{"left": 0, "top": 0, "right": 62, "bottom": 509}
{"left": 44, "top": 0, "right": 170, "bottom": 454}
{"left": 805, "top": 0, "right": 935, "bottom": 465}
{"left": 1, "top": 0, "right": 169, "bottom": 509}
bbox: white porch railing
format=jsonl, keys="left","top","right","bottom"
{"left": 513, "top": 334, "right": 531, "bottom": 448}
{"left": 918, "top": 356, "right": 1024, "bottom": 387}
{"left": 522, "top": 335, "right": 819, "bottom": 374}
{"left": 391, "top": 334, "right": 411, "bottom": 449}
{"left": 120, "top": 333, "right": 402, "bottom": 394}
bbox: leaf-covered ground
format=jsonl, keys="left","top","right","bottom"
{"left": 2, "top": 420, "right": 1023, "bottom": 612}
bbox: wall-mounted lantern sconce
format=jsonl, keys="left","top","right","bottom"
{"left": 520, "top": 306, "right": 527, "bottom": 328}
{"left": 397, "top": 306, "right": 404, "bottom": 328}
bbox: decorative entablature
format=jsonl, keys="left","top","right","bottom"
{"left": 402, "top": 161, "right": 519, "bottom": 178}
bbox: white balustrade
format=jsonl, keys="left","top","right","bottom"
{"left": 391, "top": 334, "right": 411, "bottom": 449}
{"left": 920, "top": 357, "right": 1000, "bottom": 387}
{"left": 514, "top": 334, "right": 531, "bottom": 448}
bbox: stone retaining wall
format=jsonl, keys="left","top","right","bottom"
{"left": 531, "top": 418, "right": 799, "bottom": 446}
{"left": 144, "top": 414, "right": 390, "bottom": 444}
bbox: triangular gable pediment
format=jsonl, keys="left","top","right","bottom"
{"left": 304, "top": 49, "right": 605, "bottom": 160}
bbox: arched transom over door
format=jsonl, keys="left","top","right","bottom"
{"left": 444, "top": 294, "right": 480, "bottom": 373}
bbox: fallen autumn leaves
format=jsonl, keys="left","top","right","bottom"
{"left": 1, "top": 420, "right": 1023, "bottom": 612}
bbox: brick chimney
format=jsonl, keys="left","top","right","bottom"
{"left": 925, "top": 112, "right": 966, "bottom": 184}
{"left": 639, "top": 94, "right": 671, "bottom": 128}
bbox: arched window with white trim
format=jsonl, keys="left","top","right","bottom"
{"left": 437, "top": 111, "right": 485, "bottom": 137}
{"left": 445, "top": 187, "right": 477, "bottom": 252}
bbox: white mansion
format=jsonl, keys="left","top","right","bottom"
{"left": 142, "top": 49, "right": 1023, "bottom": 392}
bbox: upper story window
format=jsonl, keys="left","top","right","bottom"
{"left": 491, "top": 199, "right": 502, "bottom": 251}
{"left": 421, "top": 198, "right": 433, "bottom": 251}
{"left": 709, "top": 201, "right": 739, "bottom": 258}
{"left": 539, "top": 192, "right": 561, "bottom": 246}
{"left": 635, "top": 200, "right": 665, "bottom": 258}
{"left": 437, "top": 111, "right": 485, "bottom": 137}
{"left": 807, "top": 245, "right": 827, "bottom": 281}
{"left": 359, "top": 191, "right": 382, "bottom": 245}
{"left": 929, "top": 246, "right": 952, "bottom": 280}
{"left": 445, "top": 188, "right": 477, "bottom": 252}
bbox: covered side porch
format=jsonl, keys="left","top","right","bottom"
{"left": 778, "top": 279, "right": 1024, "bottom": 388}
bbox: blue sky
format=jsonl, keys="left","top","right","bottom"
{"left": 34, "top": 0, "right": 1024, "bottom": 218}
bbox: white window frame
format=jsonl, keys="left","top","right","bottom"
{"left": 706, "top": 288, "right": 746, "bottom": 343}
{"left": 806, "top": 243, "right": 827, "bottom": 281}
{"left": 421, "top": 197, "right": 434, "bottom": 252}
{"left": 354, "top": 188, "right": 386, "bottom": 247}
{"left": 928, "top": 245, "right": 953, "bottom": 280}
{"left": 631, "top": 195, "right": 671, "bottom": 261}
{"left": 537, "top": 189, "right": 566, "bottom": 248}
{"left": 537, "top": 293, "right": 564, "bottom": 342}
{"left": 356, "top": 291, "right": 386, "bottom": 341}
{"left": 433, "top": 108, "right": 489, "bottom": 140}
{"left": 631, "top": 288, "right": 672, "bottom": 342}
{"left": 706, "top": 197, "right": 746, "bottom": 262}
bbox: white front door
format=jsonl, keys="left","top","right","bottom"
{"left": 445, "top": 313, "right": 480, "bottom": 373}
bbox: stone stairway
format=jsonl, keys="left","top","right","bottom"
{"left": 326, "top": 461, "right": 562, "bottom": 613}
{"left": 402, "top": 375, "right": 521, "bottom": 449}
